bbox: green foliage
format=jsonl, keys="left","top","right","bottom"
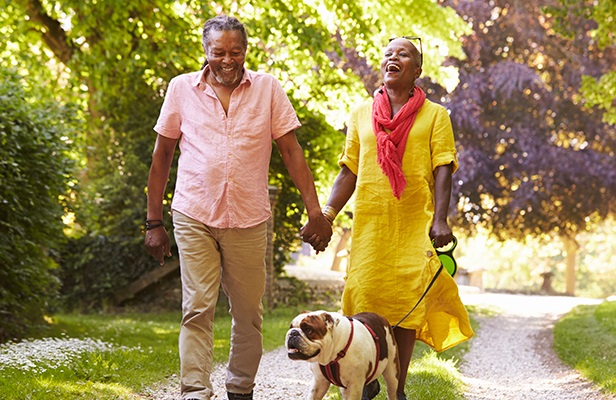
{"left": 545, "top": 0, "right": 616, "bottom": 125}
{"left": 554, "top": 301, "right": 616, "bottom": 394}
{"left": 57, "top": 234, "right": 163, "bottom": 311}
{"left": 270, "top": 100, "right": 345, "bottom": 272}
{"left": 581, "top": 72, "right": 616, "bottom": 125}
{"left": 0, "top": 67, "right": 79, "bottom": 340}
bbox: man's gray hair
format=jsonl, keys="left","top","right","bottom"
{"left": 202, "top": 15, "right": 248, "bottom": 51}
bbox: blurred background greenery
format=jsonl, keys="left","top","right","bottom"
{"left": 1, "top": 0, "right": 615, "bottom": 341}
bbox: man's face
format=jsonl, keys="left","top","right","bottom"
{"left": 205, "top": 29, "right": 246, "bottom": 87}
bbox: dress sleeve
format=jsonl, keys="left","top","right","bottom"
{"left": 153, "top": 77, "right": 183, "bottom": 139}
{"left": 338, "top": 104, "right": 363, "bottom": 175}
{"left": 430, "top": 105, "right": 458, "bottom": 174}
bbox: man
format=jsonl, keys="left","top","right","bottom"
{"left": 145, "top": 15, "right": 332, "bottom": 400}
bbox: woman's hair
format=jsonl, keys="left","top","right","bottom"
{"left": 202, "top": 15, "right": 248, "bottom": 55}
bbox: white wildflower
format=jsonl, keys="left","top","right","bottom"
{"left": 0, "top": 337, "right": 130, "bottom": 373}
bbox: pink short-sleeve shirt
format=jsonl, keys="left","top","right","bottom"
{"left": 154, "top": 66, "right": 301, "bottom": 228}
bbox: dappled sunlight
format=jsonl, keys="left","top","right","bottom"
{"left": 0, "top": 336, "right": 126, "bottom": 373}
{"left": 33, "top": 378, "right": 135, "bottom": 398}
{"left": 151, "top": 326, "right": 178, "bottom": 336}
{"left": 213, "top": 339, "right": 229, "bottom": 350}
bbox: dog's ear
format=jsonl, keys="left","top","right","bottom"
{"left": 323, "top": 312, "right": 336, "bottom": 329}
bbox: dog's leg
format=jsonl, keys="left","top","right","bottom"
{"left": 308, "top": 373, "right": 331, "bottom": 400}
{"left": 340, "top": 383, "right": 364, "bottom": 400}
{"left": 382, "top": 360, "right": 400, "bottom": 400}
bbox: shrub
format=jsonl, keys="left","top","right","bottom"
{"left": 0, "top": 68, "right": 78, "bottom": 341}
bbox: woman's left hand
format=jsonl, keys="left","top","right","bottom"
{"left": 430, "top": 220, "right": 453, "bottom": 248}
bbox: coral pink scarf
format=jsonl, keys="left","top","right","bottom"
{"left": 372, "top": 86, "right": 426, "bottom": 199}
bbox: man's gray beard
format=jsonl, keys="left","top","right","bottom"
{"left": 213, "top": 68, "right": 243, "bottom": 86}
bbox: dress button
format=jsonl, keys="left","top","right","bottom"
{"left": 426, "top": 250, "right": 433, "bottom": 257}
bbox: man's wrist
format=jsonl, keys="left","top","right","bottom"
{"left": 306, "top": 206, "right": 324, "bottom": 220}
{"left": 145, "top": 219, "right": 165, "bottom": 231}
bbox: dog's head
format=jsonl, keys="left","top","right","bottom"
{"left": 285, "top": 310, "right": 337, "bottom": 361}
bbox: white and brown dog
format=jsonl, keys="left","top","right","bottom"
{"left": 285, "top": 310, "right": 399, "bottom": 400}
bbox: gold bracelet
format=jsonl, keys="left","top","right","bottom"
{"left": 322, "top": 205, "right": 339, "bottom": 225}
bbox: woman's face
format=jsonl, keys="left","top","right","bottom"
{"left": 380, "top": 38, "right": 422, "bottom": 89}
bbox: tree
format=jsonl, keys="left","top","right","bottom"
{"left": 0, "top": 67, "right": 78, "bottom": 339}
{"left": 437, "top": 0, "right": 616, "bottom": 295}
{"left": 546, "top": 0, "right": 616, "bottom": 125}
{"left": 3, "top": 0, "right": 471, "bottom": 307}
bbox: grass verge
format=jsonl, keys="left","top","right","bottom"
{"left": 0, "top": 303, "right": 485, "bottom": 400}
{"left": 0, "top": 304, "right": 310, "bottom": 400}
{"left": 553, "top": 300, "right": 616, "bottom": 395}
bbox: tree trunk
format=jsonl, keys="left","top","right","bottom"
{"left": 561, "top": 234, "right": 579, "bottom": 296}
{"left": 331, "top": 227, "right": 351, "bottom": 272}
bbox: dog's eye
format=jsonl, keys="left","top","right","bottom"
{"left": 304, "top": 327, "right": 313, "bottom": 335}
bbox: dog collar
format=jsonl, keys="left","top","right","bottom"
{"left": 319, "top": 317, "right": 381, "bottom": 389}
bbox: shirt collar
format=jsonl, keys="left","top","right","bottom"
{"left": 193, "top": 65, "right": 252, "bottom": 89}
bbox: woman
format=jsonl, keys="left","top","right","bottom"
{"left": 312, "top": 37, "right": 474, "bottom": 399}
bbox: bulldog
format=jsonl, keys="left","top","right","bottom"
{"left": 285, "top": 310, "right": 400, "bottom": 400}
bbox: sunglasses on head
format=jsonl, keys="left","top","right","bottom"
{"left": 389, "top": 36, "right": 423, "bottom": 67}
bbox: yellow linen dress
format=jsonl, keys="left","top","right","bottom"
{"left": 339, "top": 98, "right": 474, "bottom": 352}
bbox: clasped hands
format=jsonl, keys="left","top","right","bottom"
{"left": 300, "top": 214, "right": 333, "bottom": 253}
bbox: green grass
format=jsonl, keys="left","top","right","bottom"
{"left": 0, "top": 304, "right": 311, "bottom": 400}
{"left": 553, "top": 300, "right": 616, "bottom": 395}
{"left": 0, "top": 303, "right": 488, "bottom": 400}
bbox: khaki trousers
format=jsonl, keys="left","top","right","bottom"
{"left": 173, "top": 211, "right": 267, "bottom": 399}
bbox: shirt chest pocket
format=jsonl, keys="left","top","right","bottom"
{"left": 233, "top": 107, "right": 272, "bottom": 138}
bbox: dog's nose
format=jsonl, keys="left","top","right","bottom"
{"left": 288, "top": 329, "right": 300, "bottom": 338}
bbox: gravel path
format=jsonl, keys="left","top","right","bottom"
{"left": 140, "top": 347, "right": 314, "bottom": 399}
{"left": 460, "top": 292, "right": 614, "bottom": 400}
{"left": 142, "top": 291, "right": 615, "bottom": 400}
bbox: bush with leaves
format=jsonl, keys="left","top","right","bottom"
{"left": 0, "top": 68, "right": 78, "bottom": 341}
{"left": 57, "top": 234, "right": 164, "bottom": 311}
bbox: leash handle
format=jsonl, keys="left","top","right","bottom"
{"left": 433, "top": 235, "right": 458, "bottom": 277}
